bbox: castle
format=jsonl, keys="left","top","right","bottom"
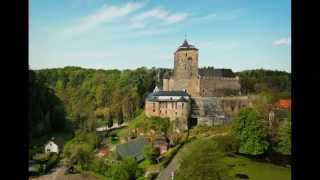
{"left": 145, "top": 39, "right": 250, "bottom": 131}
{"left": 162, "top": 39, "right": 241, "bottom": 97}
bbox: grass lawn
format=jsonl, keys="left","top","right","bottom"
{"left": 223, "top": 155, "right": 291, "bottom": 180}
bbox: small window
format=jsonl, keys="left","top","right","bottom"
{"left": 182, "top": 103, "right": 184, "bottom": 108}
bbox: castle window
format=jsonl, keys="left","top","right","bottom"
{"left": 182, "top": 103, "right": 184, "bottom": 108}
{"left": 186, "top": 53, "right": 187, "bottom": 56}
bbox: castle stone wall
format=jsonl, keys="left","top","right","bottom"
{"left": 199, "top": 77, "right": 241, "bottom": 97}
{"left": 217, "top": 96, "right": 253, "bottom": 117}
{"left": 163, "top": 79, "right": 169, "bottom": 91}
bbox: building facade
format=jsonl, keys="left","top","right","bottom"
{"left": 145, "top": 87, "right": 191, "bottom": 131}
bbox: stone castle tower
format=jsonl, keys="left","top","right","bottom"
{"left": 173, "top": 40, "right": 199, "bottom": 80}
{"left": 163, "top": 39, "right": 201, "bottom": 96}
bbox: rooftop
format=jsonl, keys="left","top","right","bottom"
{"left": 176, "top": 39, "right": 198, "bottom": 52}
{"left": 152, "top": 90, "right": 189, "bottom": 97}
{"left": 146, "top": 90, "right": 190, "bottom": 102}
{"left": 274, "top": 99, "right": 291, "bottom": 109}
{"left": 199, "top": 68, "right": 236, "bottom": 78}
{"left": 116, "top": 137, "right": 146, "bottom": 162}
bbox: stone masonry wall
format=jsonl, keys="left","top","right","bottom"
{"left": 145, "top": 100, "right": 190, "bottom": 130}
{"left": 218, "top": 96, "right": 254, "bottom": 117}
{"left": 199, "top": 77, "right": 241, "bottom": 97}
{"left": 174, "top": 50, "right": 198, "bottom": 80}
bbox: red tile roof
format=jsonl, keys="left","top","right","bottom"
{"left": 274, "top": 99, "right": 291, "bottom": 109}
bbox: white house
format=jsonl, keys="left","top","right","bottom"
{"left": 45, "top": 140, "right": 59, "bottom": 154}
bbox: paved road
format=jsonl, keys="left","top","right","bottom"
{"left": 155, "top": 132, "right": 228, "bottom": 180}
{"left": 29, "top": 160, "right": 98, "bottom": 180}
{"left": 155, "top": 146, "right": 183, "bottom": 180}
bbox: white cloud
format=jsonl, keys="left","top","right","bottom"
{"left": 63, "top": 52, "right": 115, "bottom": 60}
{"left": 197, "top": 9, "right": 243, "bottom": 22}
{"left": 129, "top": 8, "right": 188, "bottom": 29}
{"left": 273, "top": 37, "right": 291, "bottom": 46}
{"left": 64, "top": 1, "right": 146, "bottom": 33}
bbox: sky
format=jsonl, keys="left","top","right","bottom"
{"left": 29, "top": 0, "right": 291, "bottom": 72}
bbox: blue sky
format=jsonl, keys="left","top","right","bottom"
{"left": 29, "top": 0, "right": 291, "bottom": 72}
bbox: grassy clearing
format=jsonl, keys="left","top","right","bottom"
{"left": 223, "top": 155, "right": 291, "bottom": 180}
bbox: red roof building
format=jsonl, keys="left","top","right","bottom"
{"left": 274, "top": 99, "right": 291, "bottom": 109}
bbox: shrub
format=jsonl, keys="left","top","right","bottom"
{"left": 45, "top": 153, "right": 59, "bottom": 172}
{"left": 144, "top": 144, "right": 160, "bottom": 164}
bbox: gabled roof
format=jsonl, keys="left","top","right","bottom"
{"left": 116, "top": 137, "right": 146, "bottom": 161}
{"left": 146, "top": 90, "right": 190, "bottom": 102}
{"left": 152, "top": 90, "right": 189, "bottom": 97}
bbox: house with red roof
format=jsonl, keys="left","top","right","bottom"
{"left": 274, "top": 99, "right": 291, "bottom": 109}
{"left": 268, "top": 98, "right": 291, "bottom": 133}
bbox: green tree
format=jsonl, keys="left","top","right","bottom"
{"left": 63, "top": 131, "right": 97, "bottom": 170}
{"left": 106, "top": 157, "right": 142, "bottom": 180}
{"left": 274, "top": 119, "right": 291, "bottom": 155}
{"left": 144, "top": 144, "right": 160, "bottom": 164}
{"left": 67, "top": 142, "right": 93, "bottom": 170}
{"left": 231, "top": 108, "right": 269, "bottom": 155}
{"left": 175, "top": 139, "right": 231, "bottom": 180}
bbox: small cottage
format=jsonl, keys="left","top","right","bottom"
{"left": 153, "top": 136, "right": 169, "bottom": 154}
{"left": 45, "top": 138, "right": 59, "bottom": 154}
{"left": 116, "top": 137, "right": 145, "bottom": 162}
